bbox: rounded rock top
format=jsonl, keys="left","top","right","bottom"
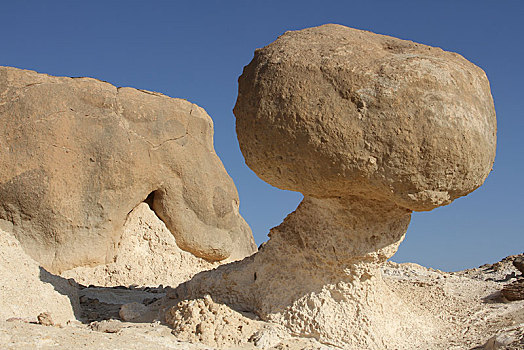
{"left": 234, "top": 24, "right": 496, "bottom": 211}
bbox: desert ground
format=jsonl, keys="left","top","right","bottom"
{"left": 0, "top": 204, "right": 522, "bottom": 349}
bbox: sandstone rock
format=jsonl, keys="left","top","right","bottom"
{"left": 502, "top": 280, "right": 524, "bottom": 301}
{"left": 483, "top": 324, "right": 524, "bottom": 350}
{"left": 89, "top": 319, "right": 123, "bottom": 333}
{"left": 163, "top": 24, "right": 497, "bottom": 349}
{"left": 0, "top": 229, "right": 78, "bottom": 325}
{"left": 0, "top": 66, "right": 256, "bottom": 273}
{"left": 248, "top": 325, "right": 290, "bottom": 349}
{"left": 166, "top": 294, "right": 262, "bottom": 349}
{"left": 513, "top": 257, "right": 524, "bottom": 275}
{"left": 2, "top": 252, "right": 522, "bottom": 349}
{"left": 234, "top": 24, "right": 496, "bottom": 211}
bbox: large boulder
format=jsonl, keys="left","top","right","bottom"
{"left": 234, "top": 24, "right": 496, "bottom": 211}
{"left": 0, "top": 66, "right": 256, "bottom": 273}
{"left": 162, "top": 24, "right": 497, "bottom": 349}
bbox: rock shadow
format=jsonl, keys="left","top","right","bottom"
{"left": 39, "top": 268, "right": 167, "bottom": 324}
{"left": 39, "top": 267, "right": 82, "bottom": 320}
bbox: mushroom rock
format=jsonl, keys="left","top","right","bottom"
{"left": 163, "top": 24, "right": 496, "bottom": 348}
{"left": 0, "top": 66, "right": 256, "bottom": 273}
{"left": 235, "top": 24, "right": 496, "bottom": 211}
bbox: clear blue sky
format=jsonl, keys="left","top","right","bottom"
{"left": 1, "top": 1, "right": 522, "bottom": 271}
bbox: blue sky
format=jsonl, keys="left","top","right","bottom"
{"left": 1, "top": 1, "right": 522, "bottom": 271}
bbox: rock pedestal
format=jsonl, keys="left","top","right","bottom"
{"left": 164, "top": 24, "right": 497, "bottom": 348}
{"left": 165, "top": 196, "right": 432, "bottom": 347}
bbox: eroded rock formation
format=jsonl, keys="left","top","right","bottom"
{"left": 0, "top": 66, "right": 256, "bottom": 273}
{"left": 162, "top": 24, "right": 497, "bottom": 349}
{"left": 61, "top": 203, "right": 222, "bottom": 288}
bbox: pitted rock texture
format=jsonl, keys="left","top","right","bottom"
{"left": 162, "top": 196, "right": 431, "bottom": 349}
{"left": 234, "top": 24, "right": 497, "bottom": 211}
{"left": 166, "top": 294, "right": 262, "bottom": 349}
{"left": 0, "top": 66, "right": 256, "bottom": 273}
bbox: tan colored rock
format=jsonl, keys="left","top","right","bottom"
{"left": 163, "top": 24, "right": 497, "bottom": 349}
{"left": 89, "top": 319, "right": 123, "bottom": 333}
{"left": 0, "top": 66, "right": 256, "bottom": 273}
{"left": 166, "top": 294, "right": 263, "bottom": 349}
{"left": 163, "top": 198, "right": 429, "bottom": 349}
{"left": 502, "top": 280, "right": 524, "bottom": 301}
{"left": 0, "top": 228, "right": 78, "bottom": 325}
{"left": 513, "top": 257, "right": 524, "bottom": 275}
{"left": 482, "top": 325, "right": 524, "bottom": 350}
{"left": 234, "top": 24, "right": 496, "bottom": 211}
{"left": 1, "top": 252, "right": 523, "bottom": 349}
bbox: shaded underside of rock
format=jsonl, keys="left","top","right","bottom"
{"left": 234, "top": 24, "right": 497, "bottom": 211}
{"left": 0, "top": 66, "right": 256, "bottom": 273}
{"left": 61, "top": 203, "right": 222, "bottom": 288}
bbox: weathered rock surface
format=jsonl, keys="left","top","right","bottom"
{"left": 1, "top": 253, "right": 523, "bottom": 349}
{"left": 162, "top": 198, "right": 432, "bottom": 348}
{"left": 166, "top": 294, "right": 264, "bottom": 348}
{"left": 37, "top": 312, "right": 54, "bottom": 326}
{"left": 234, "top": 24, "right": 496, "bottom": 211}
{"left": 119, "top": 302, "right": 148, "bottom": 322}
{"left": 0, "top": 228, "right": 78, "bottom": 325}
{"left": 482, "top": 324, "right": 524, "bottom": 350}
{"left": 0, "top": 66, "right": 256, "bottom": 273}
{"left": 502, "top": 280, "right": 524, "bottom": 301}
{"left": 89, "top": 319, "right": 123, "bottom": 333}
{"left": 513, "top": 257, "right": 524, "bottom": 275}
{"left": 457, "top": 254, "right": 523, "bottom": 282}
{"left": 61, "top": 203, "right": 221, "bottom": 288}
{"left": 161, "top": 24, "right": 497, "bottom": 349}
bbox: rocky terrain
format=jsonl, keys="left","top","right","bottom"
{"left": 0, "top": 208, "right": 522, "bottom": 349}
{"left": 1, "top": 197, "right": 523, "bottom": 350}
{"left": 1, "top": 24, "right": 521, "bottom": 349}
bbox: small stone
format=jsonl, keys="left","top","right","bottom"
{"left": 90, "top": 319, "right": 123, "bottom": 333}
{"left": 37, "top": 312, "right": 54, "bottom": 326}
{"left": 119, "top": 302, "right": 148, "bottom": 321}
{"left": 513, "top": 257, "right": 524, "bottom": 274}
